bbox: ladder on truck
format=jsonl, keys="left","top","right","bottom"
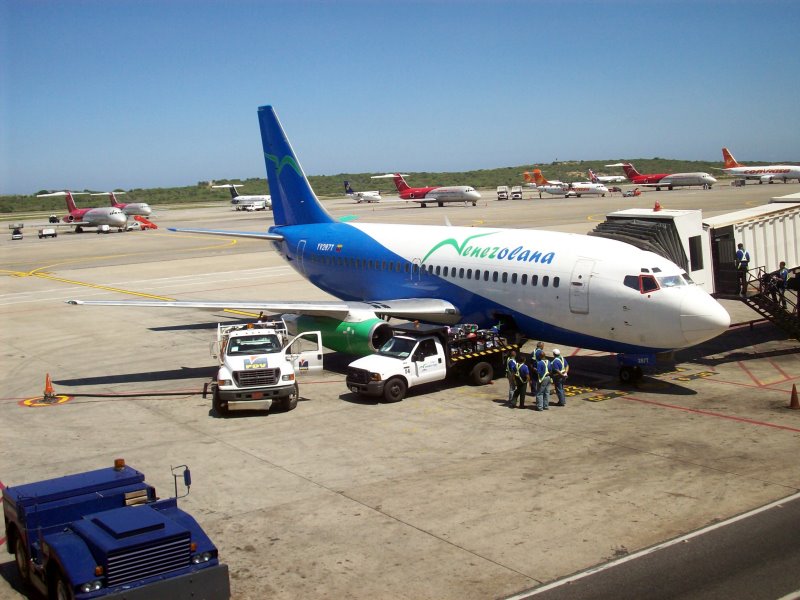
{"left": 741, "top": 266, "right": 800, "bottom": 340}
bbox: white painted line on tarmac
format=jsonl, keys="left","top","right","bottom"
{"left": 506, "top": 490, "right": 800, "bottom": 599}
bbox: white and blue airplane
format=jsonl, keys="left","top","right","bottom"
{"left": 68, "top": 106, "right": 730, "bottom": 358}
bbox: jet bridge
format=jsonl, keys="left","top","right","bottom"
{"left": 590, "top": 198, "right": 800, "bottom": 296}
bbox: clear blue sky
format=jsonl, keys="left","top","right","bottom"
{"left": 2, "top": 0, "right": 799, "bottom": 194}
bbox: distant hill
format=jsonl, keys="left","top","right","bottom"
{"left": 2, "top": 158, "right": 795, "bottom": 214}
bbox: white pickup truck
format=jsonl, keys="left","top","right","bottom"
{"left": 346, "top": 323, "right": 519, "bottom": 402}
{"left": 208, "top": 320, "right": 322, "bottom": 415}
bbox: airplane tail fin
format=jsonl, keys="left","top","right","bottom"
{"left": 344, "top": 180, "right": 355, "bottom": 194}
{"left": 588, "top": 169, "right": 598, "bottom": 183}
{"left": 392, "top": 173, "right": 410, "bottom": 193}
{"left": 532, "top": 169, "right": 548, "bottom": 186}
{"left": 621, "top": 163, "right": 640, "bottom": 180}
{"left": 258, "top": 106, "right": 334, "bottom": 226}
{"left": 522, "top": 172, "right": 534, "bottom": 184}
{"left": 722, "top": 147, "right": 741, "bottom": 169}
{"left": 65, "top": 192, "right": 77, "bottom": 213}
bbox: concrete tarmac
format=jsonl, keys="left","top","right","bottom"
{"left": 0, "top": 181, "right": 798, "bottom": 599}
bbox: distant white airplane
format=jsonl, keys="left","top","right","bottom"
{"left": 344, "top": 181, "right": 381, "bottom": 203}
{"left": 527, "top": 169, "right": 609, "bottom": 197}
{"left": 212, "top": 184, "right": 272, "bottom": 210}
{"left": 588, "top": 169, "right": 626, "bottom": 184}
{"left": 371, "top": 173, "right": 481, "bottom": 207}
{"left": 90, "top": 191, "right": 152, "bottom": 217}
{"left": 719, "top": 148, "right": 800, "bottom": 184}
{"left": 69, "top": 105, "right": 730, "bottom": 361}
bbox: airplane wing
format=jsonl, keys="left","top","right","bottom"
{"left": 66, "top": 298, "right": 461, "bottom": 323}
{"left": 168, "top": 227, "right": 284, "bottom": 241}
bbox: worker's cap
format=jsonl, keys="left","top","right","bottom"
{"left": 552, "top": 349, "right": 561, "bottom": 356}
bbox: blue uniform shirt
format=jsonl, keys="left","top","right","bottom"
{"left": 517, "top": 363, "right": 530, "bottom": 382}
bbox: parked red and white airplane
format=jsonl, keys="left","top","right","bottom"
{"left": 719, "top": 148, "right": 800, "bottom": 184}
{"left": 606, "top": 163, "right": 717, "bottom": 190}
{"left": 526, "top": 169, "right": 608, "bottom": 197}
{"left": 90, "top": 191, "right": 152, "bottom": 217}
{"left": 371, "top": 173, "right": 481, "bottom": 207}
{"left": 588, "top": 169, "right": 626, "bottom": 184}
{"left": 212, "top": 184, "right": 272, "bottom": 210}
{"left": 37, "top": 191, "right": 128, "bottom": 232}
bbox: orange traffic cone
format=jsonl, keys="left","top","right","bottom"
{"left": 653, "top": 200, "right": 662, "bottom": 212}
{"left": 789, "top": 384, "right": 799, "bottom": 410}
{"left": 43, "top": 373, "right": 56, "bottom": 402}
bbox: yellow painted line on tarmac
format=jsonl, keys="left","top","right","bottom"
{"left": 0, "top": 236, "right": 238, "bottom": 274}
{"left": 586, "top": 214, "right": 604, "bottom": 222}
{"left": 33, "top": 272, "right": 178, "bottom": 300}
{"left": 4, "top": 235, "right": 262, "bottom": 316}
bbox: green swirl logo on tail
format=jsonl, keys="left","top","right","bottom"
{"left": 265, "top": 153, "right": 303, "bottom": 177}
{"left": 421, "top": 231, "right": 496, "bottom": 264}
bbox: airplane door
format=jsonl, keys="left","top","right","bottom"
{"left": 285, "top": 331, "right": 323, "bottom": 376}
{"left": 569, "top": 259, "right": 594, "bottom": 314}
{"left": 296, "top": 240, "right": 307, "bottom": 275}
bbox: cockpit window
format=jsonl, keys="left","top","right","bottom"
{"left": 657, "top": 275, "right": 684, "bottom": 288}
{"left": 652, "top": 267, "right": 662, "bottom": 273}
{"left": 681, "top": 272, "right": 695, "bottom": 285}
{"left": 640, "top": 268, "right": 650, "bottom": 273}
{"left": 641, "top": 275, "right": 659, "bottom": 293}
{"left": 624, "top": 275, "right": 639, "bottom": 291}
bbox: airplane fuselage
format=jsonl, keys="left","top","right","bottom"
{"left": 267, "top": 221, "right": 729, "bottom": 354}
{"left": 723, "top": 165, "right": 800, "bottom": 183}
{"left": 400, "top": 186, "right": 481, "bottom": 204}
{"left": 115, "top": 202, "right": 152, "bottom": 217}
{"left": 63, "top": 207, "right": 127, "bottom": 228}
{"left": 641, "top": 172, "right": 717, "bottom": 189}
{"left": 565, "top": 183, "right": 608, "bottom": 197}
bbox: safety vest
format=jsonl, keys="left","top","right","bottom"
{"left": 538, "top": 359, "right": 550, "bottom": 382}
{"left": 506, "top": 356, "right": 517, "bottom": 376}
{"left": 736, "top": 249, "right": 750, "bottom": 267}
{"left": 515, "top": 361, "right": 528, "bottom": 382}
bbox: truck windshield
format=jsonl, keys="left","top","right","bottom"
{"left": 377, "top": 337, "right": 416, "bottom": 359}
{"left": 227, "top": 334, "right": 282, "bottom": 355}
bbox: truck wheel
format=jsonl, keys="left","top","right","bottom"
{"left": 281, "top": 383, "right": 299, "bottom": 411}
{"left": 470, "top": 362, "right": 494, "bottom": 386}
{"left": 54, "top": 570, "right": 74, "bottom": 600}
{"left": 14, "top": 536, "right": 30, "bottom": 585}
{"left": 212, "top": 387, "right": 228, "bottom": 416}
{"left": 619, "top": 366, "right": 634, "bottom": 383}
{"left": 382, "top": 377, "right": 407, "bottom": 403}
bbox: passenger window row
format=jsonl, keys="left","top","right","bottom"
{"left": 310, "top": 253, "right": 560, "bottom": 288}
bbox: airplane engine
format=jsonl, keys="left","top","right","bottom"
{"left": 67, "top": 215, "right": 76, "bottom": 222}
{"left": 282, "top": 314, "right": 393, "bottom": 356}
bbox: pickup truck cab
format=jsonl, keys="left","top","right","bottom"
{"left": 210, "top": 320, "right": 322, "bottom": 415}
{"left": 347, "top": 323, "right": 518, "bottom": 402}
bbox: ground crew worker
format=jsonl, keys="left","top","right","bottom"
{"left": 535, "top": 353, "right": 551, "bottom": 411}
{"left": 530, "top": 342, "right": 545, "bottom": 396}
{"left": 505, "top": 350, "right": 518, "bottom": 405}
{"left": 777, "top": 261, "right": 789, "bottom": 309}
{"left": 511, "top": 355, "right": 529, "bottom": 409}
{"left": 550, "top": 349, "right": 569, "bottom": 406}
{"left": 735, "top": 243, "right": 750, "bottom": 296}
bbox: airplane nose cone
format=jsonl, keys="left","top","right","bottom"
{"left": 112, "top": 214, "right": 128, "bottom": 227}
{"left": 680, "top": 293, "right": 730, "bottom": 346}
